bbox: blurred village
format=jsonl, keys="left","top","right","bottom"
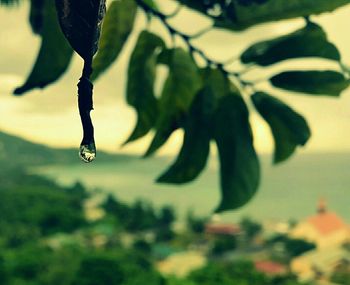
{"left": 1, "top": 131, "right": 349, "bottom": 284}
{"left": 83, "top": 194, "right": 350, "bottom": 285}
{"left": 1, "top": 164, "right": 350, "bottom": 285}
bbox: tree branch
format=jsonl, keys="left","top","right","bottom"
{"left": 135, "top": 0, "right": 258, "bottom": 92}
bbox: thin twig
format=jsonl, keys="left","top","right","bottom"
{"left": 135, "top": 0, "right": 258, "bottom": 91}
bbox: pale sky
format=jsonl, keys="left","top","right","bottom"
{"left": 0, "top": 1, "right": 349, "bottom": 155}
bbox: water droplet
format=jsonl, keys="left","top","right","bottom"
{"left": 79, "top": 142, "right": 96, "bottom": 163}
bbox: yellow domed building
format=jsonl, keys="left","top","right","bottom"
{"left": 290, "top": 200, "right": 350, "bottom": 282}
{"left": 290, "top": 199, "right": 350, "bottom": 249}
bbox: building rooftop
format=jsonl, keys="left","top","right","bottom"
{"left": 205, "top": 223, "right": 241, "bottom": 236}
{"left": 308, "top": 212, "right": 348, "bottom": 236}
{"left": 255, "top": 260, "right": 287, "bottom": 276}
{"left": 306, "top": 199, "right": 349, "bottom": 236}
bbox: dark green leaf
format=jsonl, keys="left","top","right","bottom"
{"left": 178, "top": 0, "right": 350, "bottom": 31}
{"left": 55, "top": 0, "right": 106, "bottom": 60}
{"left": 91, "top": 0, "right": 137, "bottom": 81}
{"left": 270, "top": 70, "right": 349, "bottom": 96}
{"left": 156, "top": 48, "right": 173, "bottom": 65}
{"left": 14, "top": 0, "right": 73, "bottom": 95}
{"left": 145, "top": 48, "right": 202, "bottom": 156}
{"left": 156, "top": 68, "right": 236, "bottom": 183}
{"left": 214, "top": 94, "right": 260, "bottom": 212}
{"left": 124, "top": 31, "right": 165, "bottom": 145}
{"left": 157, "top": 87, "right": 214, "bottom": 184}
{"left": 252, "top": 92, "right": 311, "bottom": 164}
{"left": 200, "top": 68, "right": 233, "bottom": 100}
{"left": 29, "top": 0, "right": 45, "bottom": 34}
{"left": 241, "top": 23, "right": 341, "bottom": 66}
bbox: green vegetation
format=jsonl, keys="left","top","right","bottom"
{"left": 102, "top": 194, "right": 176, "bottom": 241}
{"left": 0, "top": 132, "right": 329, "bottom": 284}
{"left": 0, "top": 161, "right": 314, "bottom": 284}
{"left": 0, "top": 168, "right": 85, "bottom": 284}
{"left": 331, "top": 265, "right": 350, "bottom": 285}
{"left": 0, "top": 169, "right": 85, "bottom": 245}
{"left": 0, "top": 168, "right": 166, "bottom": 285}
{"left": 267, "top": 234, "right": 316, "bottom": 259}
{"left": 71, "top": 253, "right": 163, "bottom": 285}
{"left": 240, "top": 217, "right": 263, "bottom": 241}
{"left": 186, "top": 212, "right": 206, "bottom": 234}
{"left": 211, "top": 236, "right": 238, "bottom": 255}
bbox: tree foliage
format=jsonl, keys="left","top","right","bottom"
{"left": 1, "top": 0, "right": 350, "bottom": 212}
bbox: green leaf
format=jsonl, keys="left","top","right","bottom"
{"left": 214, "top": 94, "right": 260, "bottom": 212}
{"left": 156, "top": 48, "right": 174, "bottom": 65}
{"left": 145, "top": 48, "right": 202, "bottom": 157}
{"left": 200, "top": 68, "right": 233, "bottom": 99}
{"left": 157, "top": 87, "right": 214, "bottom": 184}
{"left": 252, "top": 92, "right": 311, "bottom": 164}
{"left": 55, "top": 0, "right": 106, "bottom": 60}
{"left": 29, "top": 0, "right": 45, "bottom": 34}
{"left": 124, "top": 31, "right": 165, "bottom": 144}
{"left": 14, "top": 0, "right": 73, "bottom": 95}
{"left": 270, "top": 70, "right": 349, "bottom": 96}
{"left": 177, "top": 0, "right": 350, "bottom": 30}
{"left": 241, "top": 23, "right": 341, "bottom": 66}
{"left": 156, "top": 68, "right": 236, "bottom": 183}
{"left": 91, "top": 0, "right": 137, "bottom": 81}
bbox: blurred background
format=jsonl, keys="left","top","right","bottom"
{"left": 0, "top": 1, "right": 350, "bottom": 284}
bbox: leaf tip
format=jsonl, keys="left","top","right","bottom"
{"left": 143, "top": 148, "right": 154, "bottom": 159}
{"left": 156, "top": 172, "right": 182, "bottom": 185}
{"left": 13, "top": 86, "right": 26, "bottom": 96}
{"left": 213, "top": 203, "right": 229, "bottom": 214}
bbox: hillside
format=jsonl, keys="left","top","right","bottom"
{"left": 0, "top": 131, "right": 130, "bottom": 168}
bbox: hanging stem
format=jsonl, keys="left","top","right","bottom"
{"left": 78, "top": 58, "right": 96, "bottom": 162}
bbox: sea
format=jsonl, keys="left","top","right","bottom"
{"left": 35, "top": 152, "right": 350, "bottom": 223}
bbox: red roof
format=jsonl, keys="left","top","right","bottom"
{"left": 255, "top": 261, "right": 286, "bottom": 276}
{"left": 307, "top": 211, "right": 348, "bottom": 236}
{"left": 205, "top": 224, "right": 241, "bottom": 235}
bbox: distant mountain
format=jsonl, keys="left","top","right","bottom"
{"left": 0, "top": 131, "right": 131, "bottom": 168}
